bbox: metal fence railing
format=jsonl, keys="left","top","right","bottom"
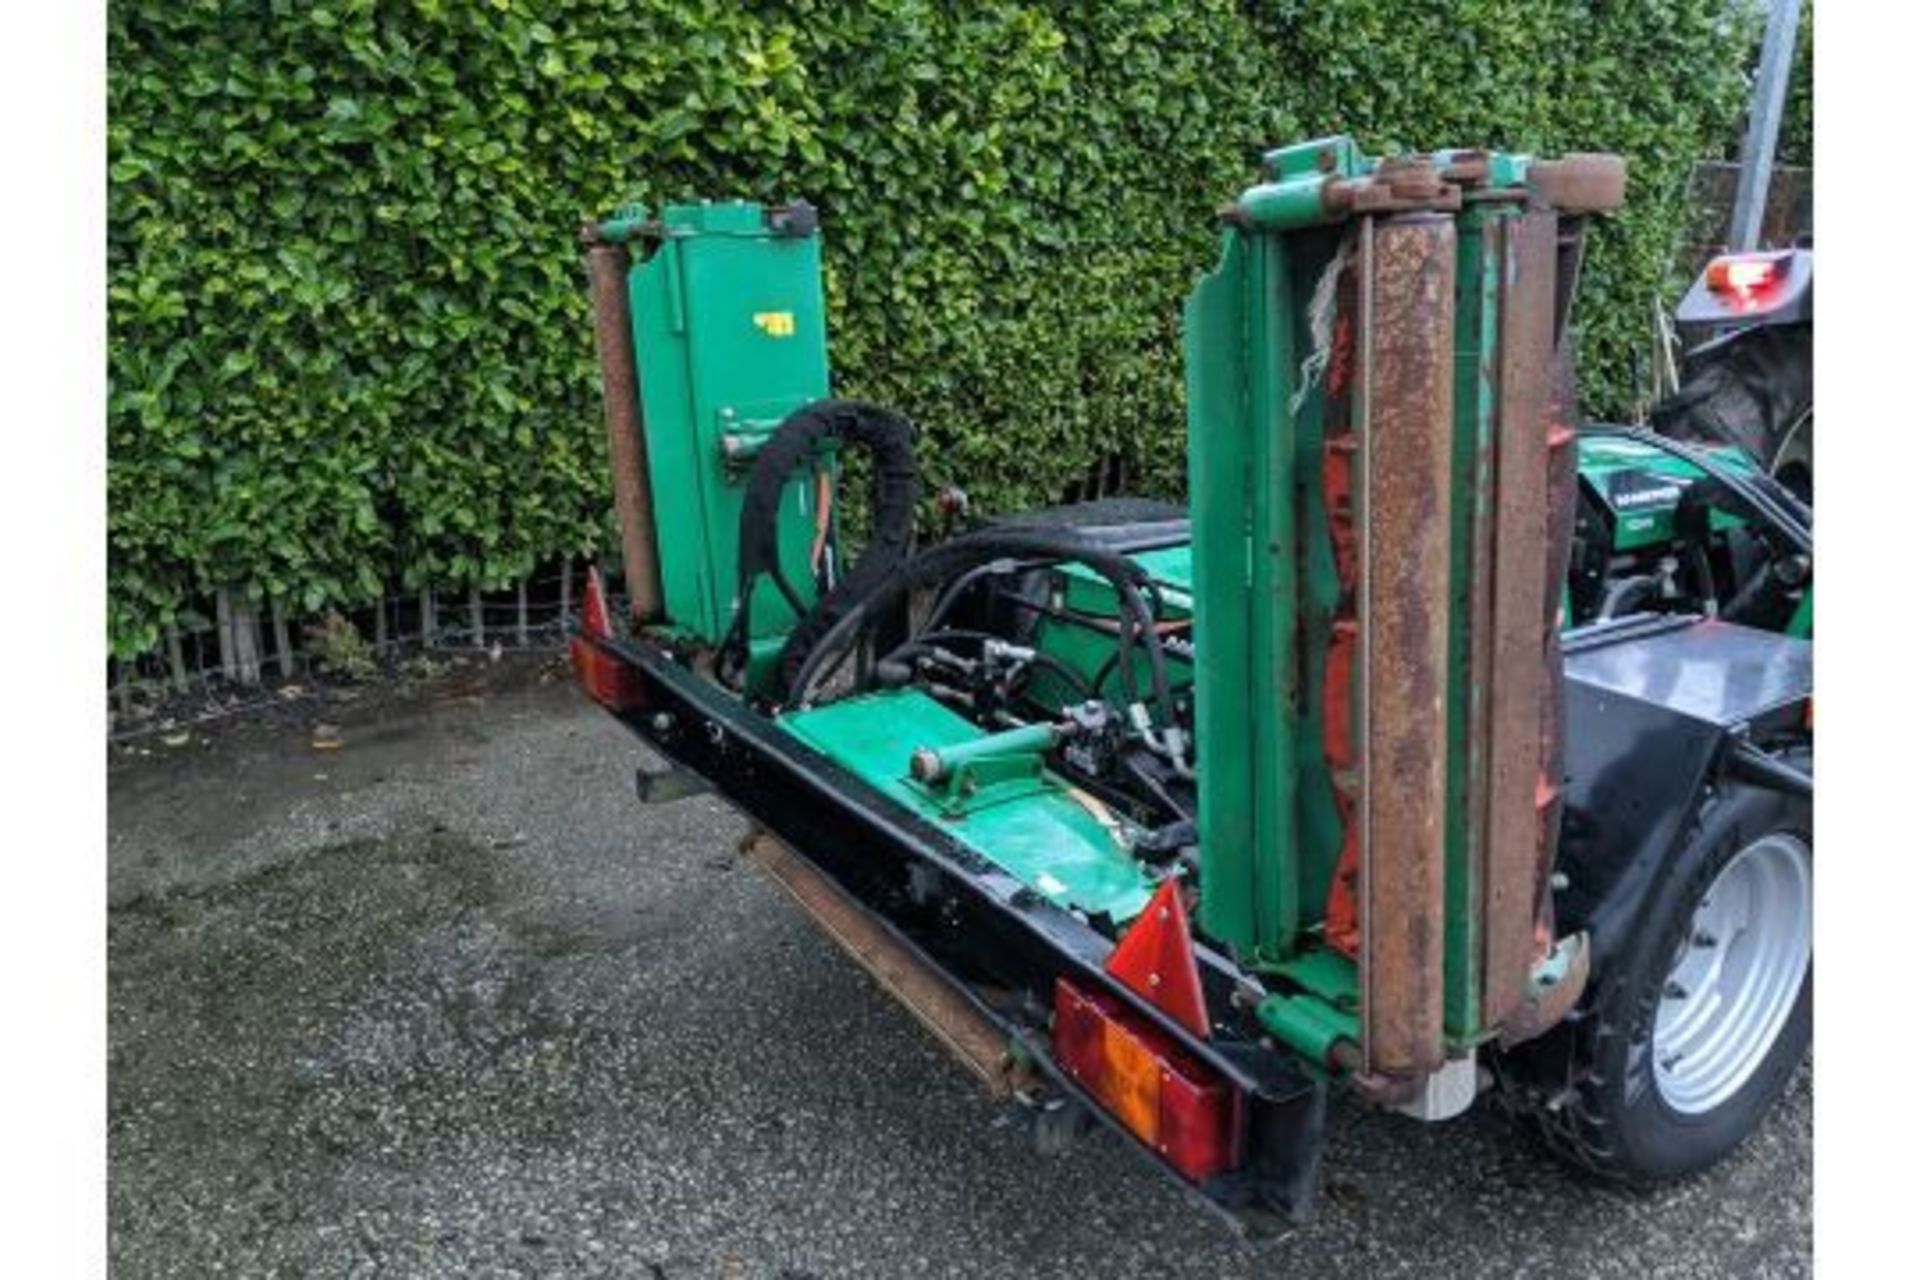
{"left": 108, "top": 558, "right": 598, "bottom": 740}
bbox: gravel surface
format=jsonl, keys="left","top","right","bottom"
{"left": 108, "top": 659, "right": 1811, "bottom": 1278}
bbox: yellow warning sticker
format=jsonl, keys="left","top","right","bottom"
{"left": 753, "top": 310, "right": 796, "bottom": 338}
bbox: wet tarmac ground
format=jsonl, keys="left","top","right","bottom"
{"left": 108, "top": 660, "right": 1811, "bottom": 1277}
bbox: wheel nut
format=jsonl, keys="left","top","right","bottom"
{"left": 1664, "top": 981, "right": 1689, "bottom": 1000}
{"left": 1692, "top": 931, "right": 1718, "bottom": 948}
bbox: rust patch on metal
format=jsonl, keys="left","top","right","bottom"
{"left": 1496, "top": 932, "right": 1591, "bottom": 1050}
{"left": 1479, "top": 209, "right": 1559, "bottom": 1029}
{"left": 584, "top": 237, "right": 665, "bottom": 623}
{"left": 1527, "top": 153, "right": 1627, "bottom": 215}
{"left": 1320, "top": 239, "right": 1367, "bottom": 960}
{"left": 738, "top": 830, "right": 1018, "bottom": 1097}
{"left": 1357, "top": 213, "right": 1455, "bottom": 1079}
{"left": 1530, "top": 344, "right": 1583, "bottom": 949}
{"left": 1439, "top": 150, "right": 1490, "bottom": 187}
{"left": 1324, "top": 157, "right": 1465, "bottom": 220}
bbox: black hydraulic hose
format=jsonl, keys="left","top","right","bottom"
{"left": 1113, "top": 576, "right": 1173, "bottom": 721}
{"left": 1606, "top": 426, "right": 1811, "bottom": 556}
{"left": 1727, "top": 739, "right": 1813, "bottom": 798}
{"left": 1089, "top": 637, "right": 1150, "bottom": 710}
{"left": 726, "top": 399, "right": 919, "bottom": 680}
{"left": 937, "top": 590, "right": 1178, "bottom": 711}
{"left": 1089, "top": 629, "right": 1187, "bottom": 698}
{"left": 1720, "top": 465, "right": 1810, "bottom": 545}
{"left": 1649, "top": 425, "right": 1811, "bottom": 537}
{"left": 1122, "top": 754, "right": 1194, "bottom": 825}
{"left": 1721, "top": 559, "right": 1799, "bottom": 629}
{"left": 916, "top": 557, "right": 1035, "bottom": 639}
{"left": 877, "top": 628, "right": 1099, "bottom": 703}
{"left": 787, "top": 532, "right": 1147, "bottom": 708}
{"left": 1597, "top": 573, "right": 1662, "bottom": 622}
{"left": 780, "top": 527, "right": 1173, "bottom": 719}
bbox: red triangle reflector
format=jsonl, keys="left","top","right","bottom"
{"left": 582, "top": 564, "right": 612, "bottom": 638}
{"left": 1106, "top": 879, "right": 1210, "bottom": 1040}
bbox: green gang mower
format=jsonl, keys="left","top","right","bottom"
{"left": 569, "top": 138, "right": 1813, "bottom": 1228}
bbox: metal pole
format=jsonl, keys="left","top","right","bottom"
{"left": 1728, "top": 0, "right": 1802, "bottom": 252}
{"left": 582, "top": 225, "right": 666, "bottom": 623}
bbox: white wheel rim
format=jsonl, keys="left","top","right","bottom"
{"left": 1652, "top": 832, "right": 1811, "bottom": 1115}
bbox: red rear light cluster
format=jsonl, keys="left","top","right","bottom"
{"left": 1052, "top": 978, "right": 1242, "bottom": 1182}
{"left": 1704, "top": 251, "right": 1790, "bottom": 310}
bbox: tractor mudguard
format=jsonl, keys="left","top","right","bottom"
{"left": 1549, "top": 614, "right": 1811, "bottom": 991}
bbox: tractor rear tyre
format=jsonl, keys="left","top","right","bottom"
{"left": 1506, "top": 781, "right": 1811, "bottom": 1184}
{"left": 1655, "top": 323, "right": 1813, "bottom": 498}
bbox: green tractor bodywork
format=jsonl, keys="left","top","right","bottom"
{"left": 1569, "top": 432, "right": 1810, "bottom": 638}
{"left": 1577, "top": 434, "right": 1753, "bottom": 551}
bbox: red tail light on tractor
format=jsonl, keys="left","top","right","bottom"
{"left": 1703, "top": 250, "right": 1792, "bottom": 310}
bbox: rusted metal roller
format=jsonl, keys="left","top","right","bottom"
{"left": 1528, "top": 153, "right": 1628, "bottom": 213}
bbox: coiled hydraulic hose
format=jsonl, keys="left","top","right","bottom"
{"left": 723, "top": 399, "right": 919, "bottom": 683}
{"left": 779, "top": 527, "right": 1176, "bottom": 723}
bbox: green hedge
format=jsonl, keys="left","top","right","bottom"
{"left": 109, "top": 0, "right": 1756, "bottom": 658}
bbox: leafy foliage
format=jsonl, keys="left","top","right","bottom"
{"left": 108, "top": 0, "right": 1756, "bottom": 657}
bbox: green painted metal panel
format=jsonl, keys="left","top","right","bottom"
{"left": 1576, "top": 433, "right": 1754, "bottom": 551}
{"left": 628, "top": 202, "right": 832, "bottom": 649}
{"left": 1441, "top": 203, "right": 1503, "bottom": 1042}
{"left": 1185, "top": 230, "right": 1262, "bottom": 957}
{"left": 1244, "top": 231, "right": 1300, "bottom": 965}
{"left": 1057, "top": 544, "right": 1194, "bottom": 611}
{"left": 1189, "top": 215, "right": 1366, "bottom": 965}
{"left": 1186, "top": 220, "right": 1335, "bottom": 965}
{"left": 779, "top": 690, "right": 1156, "bottom": 922}
{"left": 1026, "top": 546, "right": 1196, "bottom": 711}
